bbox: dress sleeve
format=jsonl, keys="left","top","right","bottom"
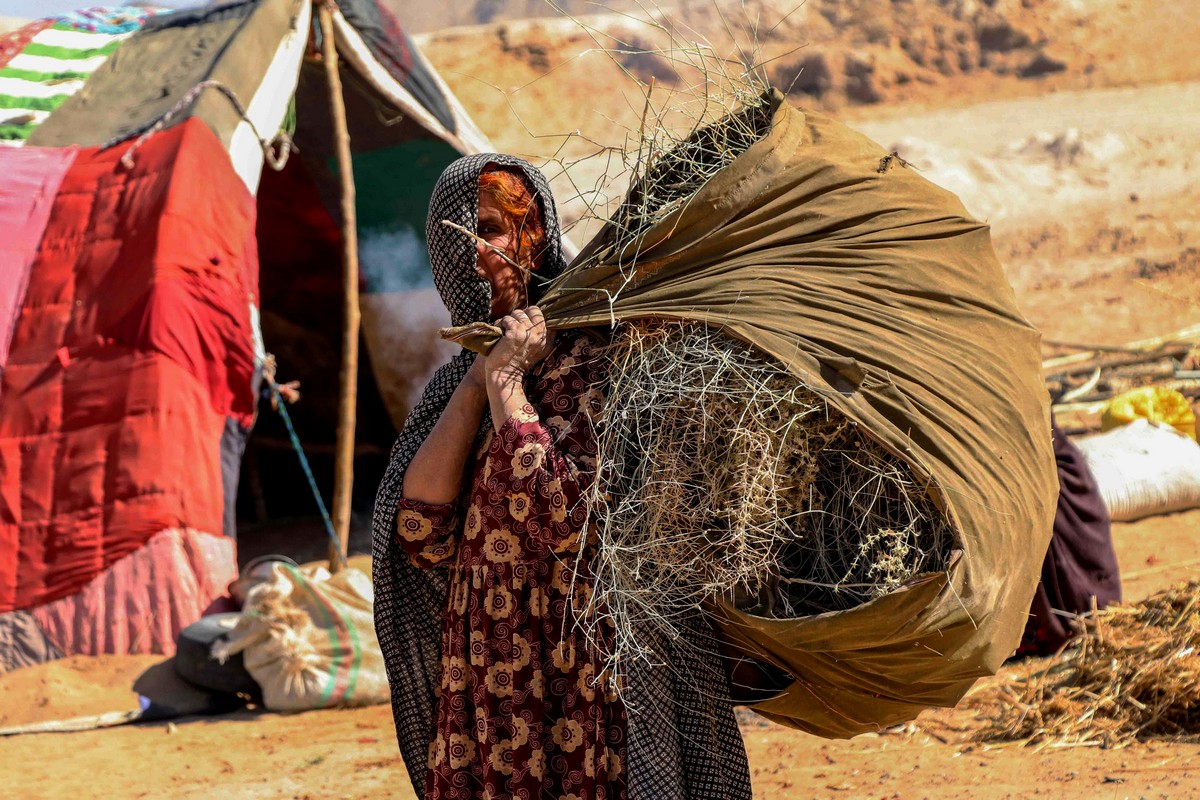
{"left": 394, "top": 497, "right": 460, "bottom": 569}
{"left": 480, "top": 331, "right": 606, "bottom": 555}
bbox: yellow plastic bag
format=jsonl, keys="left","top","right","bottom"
{"left": 1101, "top": 387, "right": 1196, "bottom": 440}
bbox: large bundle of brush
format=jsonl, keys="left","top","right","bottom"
{"left": 445, "top": 81, "right": 1057, "bottom": 736}
{"left": 458, "top": 91, "right": 959, "bottom": 660}
{"left": 559, "top": 89, "right": 950, "bottom": 665}
{"left": 975, "top": 580, "right": 1200, "bottom": 747}
{"left": 426, "top": 91, "right": 949, "bottom": 663}
{"left": 590, "top": 317, "right": 957, "bottom": 666}
{"left": 544, "top": 85, "right": 1057, "bottom": 737}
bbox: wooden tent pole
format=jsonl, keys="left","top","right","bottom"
{"left": 318, "top": 0, "right": 358, "bottom": 572}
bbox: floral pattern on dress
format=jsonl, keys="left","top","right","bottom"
{"left": 395, "top": 330, "right": 626, "bottom": 800}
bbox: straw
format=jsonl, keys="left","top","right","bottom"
{"left": 973, "top": 580, "right": 1200, "bottom": 748}
{"left": 583, "top": 321, "right": 956, "bottom": 669}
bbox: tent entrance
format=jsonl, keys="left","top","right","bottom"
{"left": 232, "top": 151, "right": 393, "bottom": 567}
{"left": 231, "top": 46, "right": 465, "bottom": 568}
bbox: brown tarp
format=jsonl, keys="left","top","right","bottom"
{"left": 525, "top": 91, "right": 1055, "bottom": 737}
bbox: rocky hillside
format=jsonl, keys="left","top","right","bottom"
{"left": 415, "top": 0, "right": 1198, "bottom": 229}
{"left": 417, "top": 0, "right": 1199, "bottom": 133}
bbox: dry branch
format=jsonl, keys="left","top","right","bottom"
{"left": 1044, "top": 344, "right": 1189, "bottom": 379}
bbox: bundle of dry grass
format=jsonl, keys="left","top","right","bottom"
{"left": 585, "top": 321, "right": 956, "bottom": 666}
{"left": 535, "top": 5, "right": 784, "bottom": 251}
{"left": 533, "top": 14, "right": 958, "bottom": 670}
{"left": 975, "top": 580, "right": 1200, "bottom": 748}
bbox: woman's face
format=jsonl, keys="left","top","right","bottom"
{"left": 476, "top": 190, "right": 529, "bottom": 319}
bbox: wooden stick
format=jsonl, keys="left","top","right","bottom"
{"left": 1042, "top": 323, "right": 1200, "bottom": 370}
{"left": 1051, "top": 400, "right": 1109, "bottom": 415}
{"left": 1043, "top": 344, "right": 1189, "bottom": 377}
{"left": 1057, "top": 367, "right": 1102, "bottom": 403}
{"left": 1043, "top": 339, "right": 1142, "bottom": 354}
{"left": 1121, "top": 556, "right": 1200, "bottom": 580}
{"left": 439, "top": 219, "right": 529, "bottom": 272}
{"left": 0, "top": 710, "right": 144, "bottom": 736}
{"left": 318, "top": 0, "right": 357, "bottom": 572}
{"left": 1161, "top": 379, "right": 1200, "bottom": 397}
{"left": 1104, "top": 361, "right": 1181, "bottom": 382}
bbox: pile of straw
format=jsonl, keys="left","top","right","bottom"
{"left": 586, "top": 321, "right": 956, "bottom": 665}
{"left": 975, "top": 580, "right": 1200, "bottom": 748}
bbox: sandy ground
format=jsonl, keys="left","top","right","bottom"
{"left": 4, "top": 1, "right": 1200, "bottom": 797}
{"left": 843, "top": 80, "right": 1200, "bottom": 349}
{"left": 2, "top": 509, "right": 1198, "bottom": 800}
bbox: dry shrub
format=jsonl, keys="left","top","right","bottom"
{"left": 975, "top": 580, "right": 1200, "bottom": 748}
{"left": 585, "top": 321, "right": 956, "bottom": 666}
{"left": 594, "top": 95, "right": 775, "bottom": 262}
{"left": 535, "top": 5, "right": 780, "bottom": 249}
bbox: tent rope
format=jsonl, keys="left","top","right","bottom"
{"left": 114, "top": 79, "right": 294, "bottom": 171}
{"left": 265, "top": 378, "right": 349, "bottom": 568}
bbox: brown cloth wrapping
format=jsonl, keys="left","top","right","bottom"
{"left": 449, "top": 91, "right": 1056, "bottom": 737}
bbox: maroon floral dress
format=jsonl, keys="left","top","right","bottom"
{"left": 394, "top": 331, "right": 627, "bottom": 800}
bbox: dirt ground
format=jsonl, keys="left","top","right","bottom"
{"left": 4, "top": 1, "right": 1200, "bottom": 797}
{"left": 3, "top": 510, "right": 1198, "bottom": 800}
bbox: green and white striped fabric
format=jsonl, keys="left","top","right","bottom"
{"left": 0, "top": 25, "right": 133, "bottom": 146}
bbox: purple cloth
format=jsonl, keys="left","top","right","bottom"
{"left": 1019, "top": 424, "right": 1122, "bottom": 656}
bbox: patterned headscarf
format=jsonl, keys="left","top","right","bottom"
{"left": 426, "top": 153, "right": 567, "bottom": 327}
{"left": 371, "top": 154, "right": 752, "bottom": 799}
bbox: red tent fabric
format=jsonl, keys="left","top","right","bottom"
{"left": 0, "top": 118, "right": 257, "bottom": 615}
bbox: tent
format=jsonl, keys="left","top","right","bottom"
{"left": 0, "top": 1, "right": 488, "bottom": 672}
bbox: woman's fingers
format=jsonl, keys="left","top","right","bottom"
{"left": 496, "top": 316, "right": 532, "bottom": 359}
{"left": 489, "top": 307, "right": 552, "bottom": 372}
{"left": 498, "top": 314, "right": 524, "bottom": 336}
{"left": 484, "top": 307, "right": 555, "bottom": 375}
{"left": 500, "top": 308, "right": 542, "bottom": 338}
{"left": 520, "top": 307, "right": 553, "bottom": 362}
{"left": 511, "top": 307, "right": 546, "bottom": 337}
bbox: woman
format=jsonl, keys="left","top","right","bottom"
{"left": 372, "top": 154, "right": 751, "bottom": 800}
{"left": 390, "top": 157, "right": 625, "bottom": 799}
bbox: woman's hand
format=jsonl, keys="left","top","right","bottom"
{"left": 481, "top": 307, "right": 553, "bottom": 431}
{"left": 484, "top": 306, "right": 555, "bottom": 382}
